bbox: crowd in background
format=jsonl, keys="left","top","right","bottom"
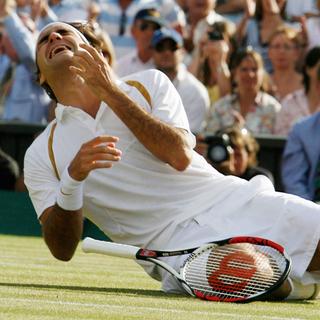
{"left": 1, "top": 0, "right": 320, "bottom": 202}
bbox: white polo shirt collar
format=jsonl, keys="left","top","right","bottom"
{"left": 54, "top": 79, "right": 131, "bottom": 123}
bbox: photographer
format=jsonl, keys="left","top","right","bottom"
{"left": 198, "top": 126, "right": 274, "bottom": 183}
{"left": 188, "top": 21, "right": 235, "bottom": 104}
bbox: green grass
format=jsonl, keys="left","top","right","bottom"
{"left": 0, "top": 235, "right": 319, "bottom": 320}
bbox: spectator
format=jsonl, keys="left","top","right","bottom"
{"left": 184, "top": 0, "right": 234, "bottom": 61}
{"left": 15, "top": 0, "right": 57, "bottom": 30}
{"left": 216, "top": 0, "right": 246, "bottom": 24}
{"left": 281, "top": 111, "right": 320, "bottom": 202}
{"left": 203, "top": 47, "right": 281, "bottom": 135}
{"left": 305, "top": 0, "right": 320, "bottom": 51}
{"left": 237, "top": 0, "right": 295, "bottom": 73}
{"left": 0, "top": 147, "right": 19, "bottom": 190}
{"left": 188, "top": 20, "right": 235, "bottom": 104}
{"left": 116, "top": 8, "right": 164, "bottom": 77}
{"left": 151, "top": 27, "right": 210, "bottom": 133}
{"left": 274, "top": 46, "right": 320, "bottom": 136}
{"left": 0, "top": 2, "right": 51, "bottom": 123}
{"left": 268, "top": 26, "right": 303, "bottom": 102}
{"left": 95, "top": 0, "right": 186, "bottom": 59}
{"left": 49, "top": 0, "right": 91, "bottom": 22}
{"left": 203, "top": 126, "right": 274, "bottom": 183}
{"left": 285, "top": 0, "right": 318, "bottom": 22}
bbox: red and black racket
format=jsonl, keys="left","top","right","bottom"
{"left": 82, "top": 236, "right": 291, "bottom": 302}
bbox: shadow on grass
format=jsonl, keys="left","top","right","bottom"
{"left": 0, "top": 282, "right": 184, "bottom": 298}
{"left": 2, "top": 282, "right": 315, "bottom": 303}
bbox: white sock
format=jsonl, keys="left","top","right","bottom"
{"left": 286, "top": 278, "right": 319, "bottom": 300}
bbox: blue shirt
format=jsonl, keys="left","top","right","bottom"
{"left": 281, "top": 111, "right": 320, "bottom": 200}
{"left": 1, "top": 12, "right": 51, "bottom": 124}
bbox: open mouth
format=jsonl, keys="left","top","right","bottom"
{"left": 49, "top": 45, "right": 72, "bottom": 59}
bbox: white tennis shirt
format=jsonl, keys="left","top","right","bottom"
{"left": 24, "top": 70, "right": 246, "bottom": 245}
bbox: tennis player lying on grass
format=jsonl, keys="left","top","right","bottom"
{"left": 23, "top": 20, "right": 320, "bottom": 301}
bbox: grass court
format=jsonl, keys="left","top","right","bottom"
{"left": 0, "top": 234, "right": 319, "bottom": 320}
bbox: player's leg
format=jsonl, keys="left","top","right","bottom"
{"left": 307, "top": 241, "right": 320, "bottom": 272}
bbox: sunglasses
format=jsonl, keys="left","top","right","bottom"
{"left": 139, "top": 21, "right": 160, "bottom": 32}
{"left": 154, "top": 41, "right": 179, "bottom": 53}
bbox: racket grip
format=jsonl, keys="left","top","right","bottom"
{"left": 82, "top": 237, "right": 139, "bottom": 259}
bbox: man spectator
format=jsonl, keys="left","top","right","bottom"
{"left": 116, "top": 8, "right": 164, "bottom": 77}
{"left": 184, "top": 0, "right": 234, "bottom": 61}
{"left": 95, "top": 0, "right": 186, "bottom": 59}
{"left": 281, "top": 111, "right": 320, "bottom": 202}
{"left": 0, "top": 1, "right": 51, "bottom": 123}
{"left": 151, "top": 27, "right": 210, "bottom": 133}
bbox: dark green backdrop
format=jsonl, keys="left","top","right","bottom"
{"left": 0, "top": 190, "right": 108, "bottom": 240}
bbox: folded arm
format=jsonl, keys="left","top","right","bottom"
{"left": 70, "top": 44, "right": 194, "bottom": 171}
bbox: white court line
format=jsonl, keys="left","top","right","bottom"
{"left": 0, "top": 297, "right": 304, "bottom": 320}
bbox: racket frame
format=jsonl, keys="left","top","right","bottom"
{"left": 82, "top": 236, "right": 291, "bottom": 302}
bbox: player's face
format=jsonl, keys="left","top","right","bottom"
{"left": 36, "top": 22, "right": 85, "bottom": 84}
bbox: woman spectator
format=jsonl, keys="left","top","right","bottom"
{"left": 188, "top": 20, "right": 235, "bottom": 104}
{"left": 274, "top": 46, "right": 320, "bottom": 136}
{"left": 237, "top": 0, "right": 294, "bottom": 73}
{"left": 268, "top": 26, "right": 303, "bottom": 102}
{"left": 0, "top": 4, "right": 51, "bottom": 123}
{"left": 203, "top": 47, "right": 281, "bottom": 135}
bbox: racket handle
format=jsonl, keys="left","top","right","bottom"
{"left": 82, "top": 237, "right": 139, "bottom": 259}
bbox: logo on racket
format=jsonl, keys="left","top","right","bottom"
{"left": 207, "top": 249, "right": 257, "bottom": 293}
{"left": 139, "top": 249, "right": 157, "bottom": 257}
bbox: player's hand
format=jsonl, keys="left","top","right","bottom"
{"left": 69, "top": 43, "right": 118, "bottom": 101}
{"left": 68, "top": 135, "right": 122, "bottom": 181}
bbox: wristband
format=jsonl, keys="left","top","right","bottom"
{"left": 56, "top": 167, "right": 84, "bottom": 211}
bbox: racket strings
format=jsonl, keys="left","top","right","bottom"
{"left": 183, "top": 243, "right": 288, "bottom": 300}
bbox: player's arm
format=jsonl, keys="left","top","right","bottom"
{"left": 70, "top": 44, "right": 193, "bottom": 171}
{"left": 39, "top": 205, "right": 83, "bottom": 261}
{"left": 26, "top": 135, "right": 121, "bottom": 261}
{"left": 104, "top": 95, "right": 193, "bottom": 171}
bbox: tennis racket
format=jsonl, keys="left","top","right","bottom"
{"left": 82, "top": 236, "right": 291, "bottom": 302}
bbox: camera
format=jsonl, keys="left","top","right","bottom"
{"left": 205, "top": 133, "right": 233, "bottom": 164}
{"left": 207, "top": 29, "right": 224, "bottom": 41}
